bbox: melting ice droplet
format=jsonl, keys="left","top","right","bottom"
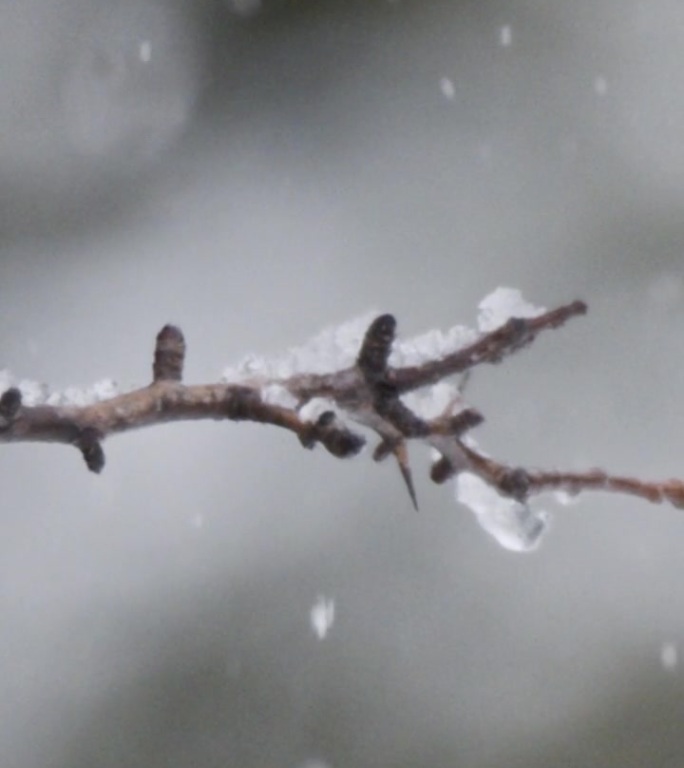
{"left": 455, "top": 472, "right": 549, "bottom": 552}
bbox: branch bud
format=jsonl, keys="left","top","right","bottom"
{"left": 153, "top": 325, "right": 186, "bottom": 383}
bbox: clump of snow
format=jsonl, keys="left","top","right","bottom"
{"left": 455, "top": 472, "right": 549, "bottom": 552}
{"left": 477, "top": 287, "right": 545, "bottom": 333}
{"left": 310, "top": 596, "right": 335, "bottom": 640}
{"left": 16, "top": 379, "right": 49, "bottom": 407}
{"left": 47, "top": 378, "right": 120, "bottom": 407}
{"left": 499, "top": 25, "right": 512, "bottom": 47}
{"left": 388, "top": 325, "right": 476, "bottom": 368}
{"left": 260, "top": 383, "right": 298, "bottom": 409}
{"left": 0, "top": 371, "right": 120, "bottom": 407}
{"left": 223, "top": 312, "right": 380, "bottom": 382}
{"left": 402, "top": 381, "right": 461, "bottom": 420}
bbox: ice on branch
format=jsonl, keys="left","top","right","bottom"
{"left": 455, "top": 472, "right": 549, "bottom": 552}
{"left": 0, "top": 370, "right": 120, "bottom": 407}
{"left": 477, "top": 287, "right": 545, "bottom": 333}
{"left": 222, "top": 313, "right": 380, "bottom": 381}
{"left": 261, "top": 383, "right": 298, "bottom": 409}
{"left": 222, "top": 311, "right": 478, "bottom": 383}
{"left": 388, "top": 325, "right": 477, "bottom": 368}
{"left": 402, "top": 381, "right": 461, "bottom": 420}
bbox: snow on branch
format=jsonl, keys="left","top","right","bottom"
{"left": 1, "top": 288, "right": 683, "bottom": 552}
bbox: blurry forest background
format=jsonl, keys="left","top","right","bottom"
{"left": 3, "top": 1, "right": 684, "bottom": 765}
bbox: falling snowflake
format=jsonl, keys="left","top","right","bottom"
{"left": 310, "top": 596, "right": 335, "bottom": 640}
{"left": 661, "top": 642, "right": 678, "bottom": 670}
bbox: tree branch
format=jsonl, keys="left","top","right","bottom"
{"left": 2, "top": 296, "right": 682, "bottom": 528}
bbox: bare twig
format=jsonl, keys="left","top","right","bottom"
{"left": 1, "top": 298, "right": 681, "bottom": 520}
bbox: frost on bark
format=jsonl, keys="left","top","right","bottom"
{"left": 2, "top": 289, "right": 683, "bottom": 551}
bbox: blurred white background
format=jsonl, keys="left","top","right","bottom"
{"left": 2, "top": 1, "right": 684, "bottom": 765}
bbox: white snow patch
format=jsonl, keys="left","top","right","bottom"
{"left": 223, "top": 312, "right": 380, "bottom": 382}
{"left": 402, "top": 381, "right": 460, "bottom": 420}
{"left": 0, "top": 372, "right": 121, "bottom": 407}
{"left": 16, "top": 379, "right": 49, "bottom": 407}
{"left": 310, "top": 596, "right": 335, "bottom": 640}
{"left": 477, "top": 287, "right": 545, "bottom": 333}
{"left": 456, "top": 472, "right": 549, "bottom": 552}
{"left": 260, "top": 383, "right": 298, "bottom": 409}
{"left": 388, "top": 325, "right": 476, "bottom": 368}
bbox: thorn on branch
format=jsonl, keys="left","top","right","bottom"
{"left": 0, "top": 388, "right": 22, "bottom": 427}
{"left": 393, "top": 440, "right": 419, "bottom": 511}
{"left": 153, "top": 324, "right": 186, "bottom": 383}
{"left": 77, "top": 428, "right": 105, "bottom": 473}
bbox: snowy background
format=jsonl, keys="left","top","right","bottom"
{"left": 2, "top": 0, "right": 684, "bottom": 765}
